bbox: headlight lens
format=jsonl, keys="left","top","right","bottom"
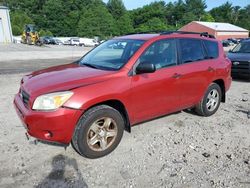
{"left": 32, "top": 91, "right": 73, "bottom": 110}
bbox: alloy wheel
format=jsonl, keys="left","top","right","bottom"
{"left": 87, "top": 117, "right": 118, "bottom": 151}
{"left": 206, "top": 89, "right": 219, "bottom": 111}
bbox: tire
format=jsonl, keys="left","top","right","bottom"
{"left": 72, "top": 105, "right": 124, "bottom": 158}
{"left": 27, "top": 36, "right": 32, "bottom": 45}
{"left": 195, "top": 83, "right": 222, "bottom": 117}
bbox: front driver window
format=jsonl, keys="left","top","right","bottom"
{"left": 137, "top": 39, "right": 177, "bottom": 70}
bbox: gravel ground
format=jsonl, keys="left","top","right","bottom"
{"left": 0, "top": 44, "right": 91, "bottom": 61}
{"left": 0, "top": 45, "right": 250, "bottom": 188}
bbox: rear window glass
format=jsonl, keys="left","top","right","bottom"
{"left": 204, "top": 40, "right": 219, "bottom": 58}
{"left": 179, "top": 39, "right": 205, "bottom": 63}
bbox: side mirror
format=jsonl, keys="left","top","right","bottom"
{"left": 136, "top": 62, "right": 156, "bottom": 74}
{"left": 228, "top": 49, "right": 232, "bottom": 53}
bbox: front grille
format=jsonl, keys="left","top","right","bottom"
{"left": 20, "top": 90, "right": 30, "bottom": 106}
{"left": 232, "top": 61, "right": 250, "bottom": 70}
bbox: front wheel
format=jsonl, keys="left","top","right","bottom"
{"left": 195, "top": 83, "right": 222, "bottom": 117}
{"left": 72, "top": 105, "right": 124, "bottom": 158}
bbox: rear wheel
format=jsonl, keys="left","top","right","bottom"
{"left": 27, "top": 36, "right": 32, "bottom": 45}
{"left": 72, "top": 105, "right": 124, "bottom": 158}
{"left": 195, "top": 83, "right": 222, "bottom": 116}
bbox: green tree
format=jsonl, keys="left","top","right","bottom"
{"left": 39, "top": 29, "right": 53, "bottom": 37}
{"left": 10, "top": 11, "right": 33, "bottom": 35}
{"left": 116, "top": 13, "right": 134, "bottom": 35}
{"left": 2, "top": 0, "right": 250, "bottom": 38}
{"left": 135, "top": 17, "right": 168, "bottom": 32}
{"left": 36, "top": 0, "right": 91, "bottom": 36}
{"left": 236, "top": 5, "right": 250, "bottom": 31}
{"left": 165, "top": 0, "right": 185, "bottom": 28}
{"left": 107, "top": 0, "right": 126, "bottom": 20}
{"left": 107, "top": 0, "right": 133, "bottom": 35}
{"left": 184, "top": 0, "right": 207, "bottom": 19}
{"left": 210, "top": 2, "right": 250, "bottom": 31}
{"left": 131, "top": 1, "right": 167, "bottom": 31}
{"left": 177, "top": 0, "right": 207, "bottom": 25}
{"left": 210, "top": 2, "right": 233, "bottom": 22}
{"left": 200, "top": 13, "right": 215, "bottom": 22}
{"left": 77, "top": 1, "right": 115, "bottom": 38}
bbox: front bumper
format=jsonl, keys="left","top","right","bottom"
{"left": 13, "top": 94, "right": 83, "bottom": 144}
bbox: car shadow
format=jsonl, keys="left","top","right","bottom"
{"left": 132, "top": 111, "right": 182, "bottom": 126}
{"left": 232, "top": 77, "right": 250, "bottom": 83}
{"left": 182, "top": 108, "right": 202, "bottom": 116}
{"left": 36, "top": 154, "right": 88, "bottom": 188}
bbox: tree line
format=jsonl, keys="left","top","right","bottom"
{"left": 0, "top": 0, "right": 249, "bottom": 38}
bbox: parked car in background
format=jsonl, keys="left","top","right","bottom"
{"left": 228, "top": 39, "right": 250, "bottom": 79}
{"left": 70, "top": 38, "right": 80, "bottom": 46}
{"left": 228, "top": 38, "right": 239, "bottom": 44}
{"left": 100, "top": 40, "right": 106, "bottom": 44}
{"left": 54, "top": 39, "right": 63, "bottom": 45}
{"left": 228, "top": 40, "right": 235, "bottom": 46}
{"left": 63, "top": 39, "right": 71, "bottom": 45}
{"left": 14, "top": 31, "right": 232, "bottom": 158}
{"left": 79, "top": 38, "right": 99, "bottom": 47}
{"left": 222, "top": 40, "right": 230, "bottom": 47}
{"left": 41, "top": 36, "right": 56, "bottom": 45}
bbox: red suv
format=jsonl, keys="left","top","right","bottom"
{"left": 14, "top": 31, "right": 232, "bottom": 158}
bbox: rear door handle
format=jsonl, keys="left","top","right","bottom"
{"left": 207, "top": 67, "right": 214, "bottom": 72}
{"left": 172, "top": 73, "right": 182, "bottom": 79}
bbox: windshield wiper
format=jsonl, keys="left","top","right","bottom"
{"left": 205, "top": 56, "right": 214, "bottom": 59}
{"left": 81, "top": 63, "right": 100, "bottom": 69}
{"left": 183, "top": 60, "right": 193, "bottom": 63}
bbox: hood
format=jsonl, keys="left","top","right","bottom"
{"left": 227, "top": 52, "right": 250, "bottom": 62}
{"left": 22, "top": 63, "right": 115, "bottom": 96}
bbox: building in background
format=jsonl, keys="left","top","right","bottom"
{"left": 179, "top": 21, "right": 249, "bottom": 40}
{"left": 0, "top": 6, "right": 13, "bottom": 43}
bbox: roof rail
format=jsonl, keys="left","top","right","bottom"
{"left": 160, "top": 31, "right": 215, "bottom": 38}
{"left": 125, "top": 31, "right": 163, "bottom": 35}
{"left": 125, "top": 30, "right": 215, "bottom": 39}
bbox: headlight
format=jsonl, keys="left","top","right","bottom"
{"left": 32, "top": 91, "right": 73, "bottom": 110}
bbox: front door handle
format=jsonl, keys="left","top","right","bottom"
{"left": 172, "top": 73, "right": 182, "bottom": 79}
{"left": 207, "top": 67, "right": 214, "bottom": 72}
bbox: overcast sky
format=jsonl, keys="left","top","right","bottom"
{"left": 102, "top": 0, "right": 249, "bottom": 10}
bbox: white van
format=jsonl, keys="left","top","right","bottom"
{"left": 79, "top": 38, "right": 99, "bottom": 47}
{"left": 70, "top": 38, "right": 80, "bottom": 46}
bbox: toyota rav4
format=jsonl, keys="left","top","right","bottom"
{"left": 14, "top": 31, "right": 232, "bottom": 158}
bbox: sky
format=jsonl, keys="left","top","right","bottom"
{"left": 103, "top": 0, "right": 250, "bottom": 10}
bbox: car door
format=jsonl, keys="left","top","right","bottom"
{"left": 130, "top": 39, "right": 182, "bottom": 124}
{"left": 176, "top": 38, "right": 216, "bottom": 108}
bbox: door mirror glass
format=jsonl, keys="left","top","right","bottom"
{"left": 136, "top": 62, "right": 156, "bottom": 74}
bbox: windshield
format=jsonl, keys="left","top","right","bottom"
{"left": 231, "top": 41, "right": 250, "bottom": 53}
{"left": 26, "top": 25, "right": 38, "bottom": 32}
{"left": 79, "top": 39, "right": 145, "bottom": 70}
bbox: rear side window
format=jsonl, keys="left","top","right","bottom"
{"left": 179, "top": 39, "right": 205, "bottom": 63}
{"left": 203, "top": 40, "right": 219, "bottom": 58}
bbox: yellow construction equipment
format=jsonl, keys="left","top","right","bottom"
{"left": 21, "top": 24, "right": 42, "bottom": 46}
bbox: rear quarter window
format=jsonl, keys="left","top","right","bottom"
{"left": 203, "top": 40, "right": 219, "bottom": 59}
